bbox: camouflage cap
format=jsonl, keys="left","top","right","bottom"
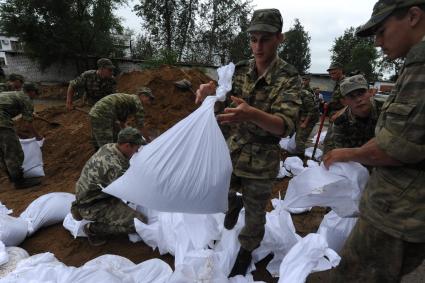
{"left": 22, "top": 82, "right": 40, "bottom": 95}
{"left": 8, "top": 73, "right": 24, "bottom": 82}
{"left": 136, "top": 86, "right": 155, "bottom": 99}
{"left": 97, "top": 58, "right": 115, "bottom": 69}
{"left": 340, "top": 75, "right": 368, "bottom": 97}
{"left": 327, "top": 62, "right": 343, "bottom": 71}
{"left": 357, "top": 0, "right": 425, "bottom": 37}
{"left": 247, "top": 9, "right": 283, "bottom": 33}
{"left": 117, "top": 127, "right": 144, "bottom": 145}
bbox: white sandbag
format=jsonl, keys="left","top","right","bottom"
{"left": 62, "top": 213, "right": 90, "bottom": 238}
{"left": 283, "top": 156, "right": 305, "bottom": 176}
{"left": 0, "top": 246, "right": 29, "bottom": 277}
{"left": 311, "top": 131, "right": 327, "bottom": 145}
{"left": 306, "top": 159, "right": 319, "bottom": 168}
{"left": 20, "top": 192, "right": 76, "bottom": 235}
{"left": 276, "top": 161, "right": 290, "bottom": 178}
{"left": 317, "top": 211, "right": 358, "bottom": 253}
{"left": 282, "top": 162, "right": 369, "bottom": 217}
{"left": 304, "top": 147, "right": 322, "bottom": 161}
{"left": 104, "top": 63, "right": 235, "bottom": 214}
{"left": 0, "top": 214, "right": 28, "bottom": 246}
{"left": 20, "top": 138, "right": 45, "bottom": 178}
{"left": 0, "top": 241, "right": 7, "bottom": 266}
{"left": 279, "top": 135, "right": 296, "bottom": 154}
{"left": 278, "top": 234, "right": 340, "bottom": 283}
{"left": 0, "top": 202, "right": 12, "bottom": 216}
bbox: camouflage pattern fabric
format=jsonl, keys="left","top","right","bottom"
{"left": 0, "top": 83, "right": 11, "bottom": 93}
{"left": 360, "top": 39, "right": 425, "bottom": 243}
{"left": 328, "top": 97, "right": 383, "bottom": 151}
{"left": 77, "top": 197, "right": 146, "bottom": 235}
{"left": 0, "top": 128, "right": 24, "bottom": 181}
{"left": 227, "top": 175, "right": 273, "bottom": 251}
{"left": 0, "top": 91, "right": 34, "bottom": 129}
{"left": 69, "top": 70, "right": 116, "bottom": 106}
{"left": 89, "top": 93, "right": 145, "bottom": 147}
{"left": 227, "top": 57, "right": 302, "bottom": 179}
{"left": 329, "top": 217, "right": 425, "bottom": 283}
{"left": 295, "top": 89, "right": 320, "bottom": 155}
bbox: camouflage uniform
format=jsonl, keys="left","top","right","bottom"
{"left": 0, "top": 83, "right": 11, "bottom": 93}
{"left": 71, "top": 143, "right": 146, "bottom": 235}
{"left": 329, "top": 97, "right": 383, "bottom": 150}
{"left": 330, "top": 6, "right": 425, "bottom": 281}
{"left": 0, "top": 91, "right": 34, "bottom": 181}
{"left": 295, "top": 88, "right": 320, "bottom": 155}
{"left": 69, "top": 70, "right": 116, "bottom": 106}
{"left": 89, "top": 93, "right": 145, "bottom": 148}
{"left": 226, "top": 57, "right": 301, "bottom": 251}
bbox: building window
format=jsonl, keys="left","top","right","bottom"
{"left": 10, "top": 40, "right": 23, "bottom": 52}
{"left": 0, "top": 57, "right": 6, "bottom": 67}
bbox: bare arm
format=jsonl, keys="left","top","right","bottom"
{"left": 66, "top": 84, "right": 75, "bottom": 111}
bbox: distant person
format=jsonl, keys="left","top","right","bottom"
{"left": 66, "top": 58, "right": 116, "bottom": 110}
{"left": 301, "top": 73, "right": 314, "bottom": 94}
{"left": 313, "top": 87, "right": 324, "bottom": 113}
{"left": 71, "top": 127, "right": 147, "bottom": 246}
{"left": 0, "top": 73, "right": 24, "bottom": 92}
{"left": 0, "top": 82, "right": 42, "bottom": 189}
{"left": 89, "top": 87, "right": 154, "bottom": 149}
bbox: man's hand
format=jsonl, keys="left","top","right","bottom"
{"left": 195, "top": 81, "right": 216, "bottom": 104}
{"left": 323, "top": 148, "right": 355, "bottom": 169}
{"left": 217, "top": 96, "right": 252, "bottom": 124}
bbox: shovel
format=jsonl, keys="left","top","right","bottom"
{"left": 312, "top": 103, "right": 328, "bottom": 161}
{"left": 34, "top": 116, "right": 61, "bottom": 127}
{"left": 174, "top": 79, "right": 196, "bottom": 95}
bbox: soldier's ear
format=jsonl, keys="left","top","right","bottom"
{"left": 340, "top": 97, "right": 349, "bottom": 106}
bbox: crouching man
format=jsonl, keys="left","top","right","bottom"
{"left": 71, "top": 127, "right": 147, "bottom": 246}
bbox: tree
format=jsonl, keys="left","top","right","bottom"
{"left": 279, "top": 19, "right": 311, "bottom": 74}
{"left": 0, "top": 0, "right": 126, "bottom": 71}
{"left": 330, "top": 27, "right": 379, "bottom": 81}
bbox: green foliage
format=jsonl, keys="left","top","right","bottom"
{"left": 279, "top": 19, "right": 311, "bottom": 74}
{"left": 142, "top": 49, "right": 178, "bottom": 69}
{"left": 0, "top": 0, "right": 126, "bottom": 70}
{"left": 330, "top": 27, "right": 379, "bottom": 81}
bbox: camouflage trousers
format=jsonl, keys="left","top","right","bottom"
{"left": 227, "top": 175, "right": 273, "bottom": 252}
{"left": 0, "top": 127, "right": 24, "bottom": 181}
{"left": 329, "top": 217, "right": 425, "bottom": 283}
{"left": 90, "top": 116, "right": 120, "bottom": 149}
{"left": 322, "top": 121, "right": 335, "bottom": 154}
{"left": 75, "top": 197, "right": 147, "bottom": 236}
{"left": 295, "top": 118, "right": 318, "bottom": 155}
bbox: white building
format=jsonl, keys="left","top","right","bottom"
{"left": 0, "top": 35, "right": 24, "bottom": 66}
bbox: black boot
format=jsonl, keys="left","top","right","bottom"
{"left": 13, "top": 177, "right": 41, "bottom": 189}
{"left": 224, "top": 195, "right": 243, "bottom": 230}
{"left": 83, "top": 223, "right": 107, "bottom": 247}
{"left": 229, "top": 247, "right": 252, "bottom": 277}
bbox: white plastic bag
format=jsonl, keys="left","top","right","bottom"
{"left": 0, "top": 214, "right": 28, "bottom": 246}
{"left": 282, "top": 162, "right": 369, "bottom": 217}
{"left": 63, "top": 213, "right": 90, "bottom": 238}
{"left": 317, "top": 211, "right": 358, "bottom": 253}
{"left": 20, "top": 138, "right": 45, "bottom": 178}
{"left": 279, "top": 135, "right": 296, "bottom": 154}
{"left": 20, "top": 192, "right": 76, "bottom": 235}
{"left": 278, "top": 234, "right": 340, "bottom": 283}
{"left": 304, "top": 147, "right": 322, "bottom": 161}
{"left": 283, "top": 156, "right": 305, "bottom": 176}
{"left": 104, "top": 63, "right": 235, "bottom": 214}
{"left": 311, "top": 131, "right": 327, "bottom": 145}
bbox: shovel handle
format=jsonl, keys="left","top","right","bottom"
{"left": 312, "top": 103, "right": 328, "bottom": 160}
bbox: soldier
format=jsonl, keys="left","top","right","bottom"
{"left": 71, "top": 127, "right": 147, "bottom": 246}
{"left": 294, "top": 75, "right": 320, "bottom": 157}
{"left": 0, "top": 73, "right": 24, "bottom": 92}
{"left": 66, "top": 58, "right": 116, "bottom": 110}
{"left": 0, "top": 82, "right": 42, "bottom": 189}
{"left": 322, "top": 62, "right": 345, "bottom": 154}
{"left": 195, "top": 9, "right": 301, "bottom": 276}
{"left": 329, "top": 75, "right": 383, "bottom": 151}
{"left": 323, "top": 1, "right": 425, "bottom": 282}
{"left": 89, "top": 87, "right": 154, "bottom": 149}
{"left": 313, "top": 87, "right": 324, "bottom": 114}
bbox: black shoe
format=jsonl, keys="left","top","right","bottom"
{"left": 83, "top": 223, "right": 107, "bottom": 247}
{"left": 14, "top": 177, "right": 41, "bottom": 189}
{"left": 229, "top": 247, "right": 252, "bottom": 277}
{"left": 224, "top": 195, "right": 243, "bottom": 230}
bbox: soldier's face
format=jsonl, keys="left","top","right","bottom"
{"left": 9, "top": 80, "right": 23, "bottom": 90}
{"left": 99, "top": 67, "right": 114, "bottom": 78}
{"left": 342, "top": 89, "right": 371, "bottom": 117}
{"left": 249, "top": 32, "right": 283, "bottom": 66}
{"left": 328, "top": 69, "right": 343, "bottom": 81}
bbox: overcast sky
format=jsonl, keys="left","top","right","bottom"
{"left": 117, "top": 0, "right": 376, "bottom": 73}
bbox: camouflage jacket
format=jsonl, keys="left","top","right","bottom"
{"left": 299, "top": 88, "right": 320, "bottom": 121}
{"left": 360, "top": 39, "right": 425, "bottom": 243}
{"left": 0, "top": 83, "right": 12, "bottom": 93}
{"left": 0, "top": 91, "right": 34, "bottom": 129}
{"left": 328, "top": 78, "right": 345, "bottom": 117}
{"left": 331, "top": 97, "right": 383, "bottom": 150}
{"left": 75, "top": 143, "right": 129, "bottom": 205}
{"left": 227, "top": 57, "right": 302, "bottom": 179}
{"left": 69, "top": 70, "right": 116, "bottom": 106}
{"left": 89, "top": 93, "right": 145, "bottom": 127}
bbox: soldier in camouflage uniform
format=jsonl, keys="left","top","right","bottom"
{"left": 71, "top": 127, "right": 147, "bottom": 246}
{"left": 322, "top": 62, "right": 345, "bottom": 154}
{"left": 0, "top": 82, "right": 42, "bottom": 189}
{"left": 294, "top": 75, "right": 320, "bottom": 156}
{"left": 328, "top": 75, "right": 383, "bottom": 152}
{"left": 66, "top": 58, "right": 116, "bottom": 110}
{"left": 323, "top": 1, "right": 425, "bottom": 281}
{"left": 195, "top": 9, "right": 301, "bottom": 277}
{"left": 0, "top": 74, "right": 24, "bottom": 93}
{"left": 89, "top": 87, "right": 154, "bottom": 149}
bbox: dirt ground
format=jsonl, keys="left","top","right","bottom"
{"left": 0, "top": 65, "right": 330, "bottom": 282}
